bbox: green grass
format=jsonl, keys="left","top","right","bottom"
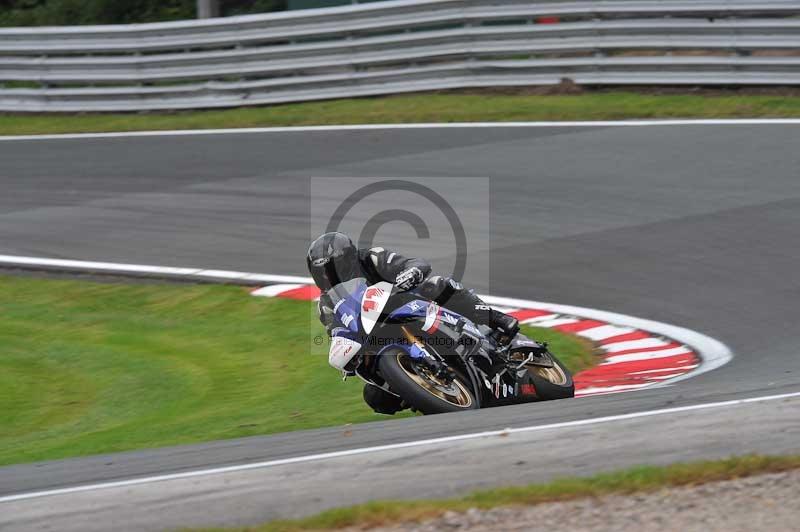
{"left": 0, "top": 274, "right": 592, "bottom": 466}
{"left": 2, "top": 90, "right": 800, "bottom": 136}
{"left": 204, "top": 454, "right": 800, "bottom": 532}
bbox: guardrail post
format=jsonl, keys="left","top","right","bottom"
{"left": 197, "top": 0, "right": 220, "bottom": 19}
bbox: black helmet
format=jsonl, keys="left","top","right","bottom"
{"left": 306, "top": 232, "right": 360, "bottom": 290}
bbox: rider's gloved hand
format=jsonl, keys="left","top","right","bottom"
{"left": 395, "top": 267, "right": 424, "bottom": 291}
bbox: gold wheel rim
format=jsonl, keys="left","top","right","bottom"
{"left": 397, "top": 355, "right": 473, "bottom": 408}
{"left": 527, "top": 362, "right": 568, "bottom": 386}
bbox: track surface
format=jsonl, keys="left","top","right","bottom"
{"left": 1, "top": 124, "right": 800, "bottom": 530}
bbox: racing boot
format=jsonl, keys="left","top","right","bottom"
{"left": 473, "top": 304, "right": 519, "bottom": 347}
{"left": 489, "top": 308, "right": 520, "bottom": 347}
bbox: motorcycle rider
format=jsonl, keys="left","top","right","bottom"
{"left": 306, "top": 231, "right": 520, "bottom": 414}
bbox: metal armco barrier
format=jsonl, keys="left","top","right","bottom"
{"left": 0, "top": 0, "right": 798, "bottom": 112}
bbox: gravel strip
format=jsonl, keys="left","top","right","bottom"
{"left": 347, "top": 469, "right": 800, "bottom": 532}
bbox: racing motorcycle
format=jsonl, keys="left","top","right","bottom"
{"left": 326, "top": 277, "right": 575, "bottom": 415}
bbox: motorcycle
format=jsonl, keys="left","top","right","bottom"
{"left": 326, "top": 277, "right": 575, "bottom": 415}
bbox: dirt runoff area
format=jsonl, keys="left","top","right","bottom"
{"left": 349, "top": 469, "right": 800, "bottom": 532}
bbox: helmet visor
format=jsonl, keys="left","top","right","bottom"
{"left": 310, "top": 250, "right": 359, "bottom": 291}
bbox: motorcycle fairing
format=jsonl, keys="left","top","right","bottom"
{"left": 509, "top": 336, "right": 554, "bottom": 368}
{"left": 387, "top": 300, "right": 484, "bottom": 339}
{"left": 328, "top": 336, "right": 363, "bottom": 370}
{"left": 329, "top": 279, "right": 367, "bottom": 334}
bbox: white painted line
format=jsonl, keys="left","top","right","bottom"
{"left": 2, "top": 390, "right": 798, "bottom": 504}
{"left": 525, "top": 317, "right": 578, "bottom": 328}
{"left": 195, "top": 269, "right": 256, "bottom": 279}
{"left": 577, "top": 324, "right": 636, "bottom": 342}
{"left": 1, "top": 119, "right": 799, "bottom": 142}
{"left": 519, "top": 313, "right": 560, "bottom": 324}
{"left": 251, "top": 284, "right": 305, "bottom": 297}
{"left": 628, "top": 365, "right": 699, "bottom": 376}
{"left": 0, "top": 254, "right": 202, "bottom": 276}
{"left": 600, "top": 338, "right": 672, "bottom": 353}
{"left": 649, "top": 373, "right": 688, "bottom": 381}
{"left": 241, "top": 272, "right": 316, "bottom": 284}
{"left": 602, "top": 346, "right": 694, "bottom": 365}
{"left": 0, "top": 254, "right": 315, "bottom": 285}
{"left": 574, "top": 383, "right": 653, "bottom": 396}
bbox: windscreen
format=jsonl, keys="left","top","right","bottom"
{"left": 325, "top": 277, "right": 367, "bottom": 310}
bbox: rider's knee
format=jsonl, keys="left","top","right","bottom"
{"left": 363, "top": 384, "right": 404, "bottom": 415}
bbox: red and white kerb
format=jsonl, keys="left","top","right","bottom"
{"left": 251, "top": 284, "right": 701, "bottom": 397}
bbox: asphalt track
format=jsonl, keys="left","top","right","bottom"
{"left": 1, "top": 122, "right": 800, "bottom": 530}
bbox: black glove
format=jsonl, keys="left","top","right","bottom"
{"left": 318, "top": 299, "right": 336, "bottom": 333}
{"left": 395, "top": 267, "right": 424, "bottom": 291}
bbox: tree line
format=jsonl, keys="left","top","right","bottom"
{"left": 0, "top": 0, "right": 287, "bottom": 27}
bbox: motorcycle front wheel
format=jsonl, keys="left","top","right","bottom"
{"left": 525, "top": 353, "right": 575, "bottom": 400}
{"left": 378, "top": 349, "right": 478, "bottom": 415}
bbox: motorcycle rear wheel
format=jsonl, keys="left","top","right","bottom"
{"left": 378, "top": 349, "right": 478, "bottom": 415}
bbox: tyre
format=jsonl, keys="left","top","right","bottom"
{"left": 524, "top": 353, "right": 575, "bottom": 400}
{"left": 378, "top": 349, "right": 478, "bottom": 415}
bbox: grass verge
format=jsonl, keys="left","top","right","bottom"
{"left": 207, "top": 454, "right": 800, "bottom": 532}
{"left": 0, "top": 274, "right": 592, "bottom": 466}
{"left": 2, "top": 90, "right": 800, "bottom": 136}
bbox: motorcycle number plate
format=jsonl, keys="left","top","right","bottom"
{"left": 360, "top": 281, "right": 393, "bottom": 335}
